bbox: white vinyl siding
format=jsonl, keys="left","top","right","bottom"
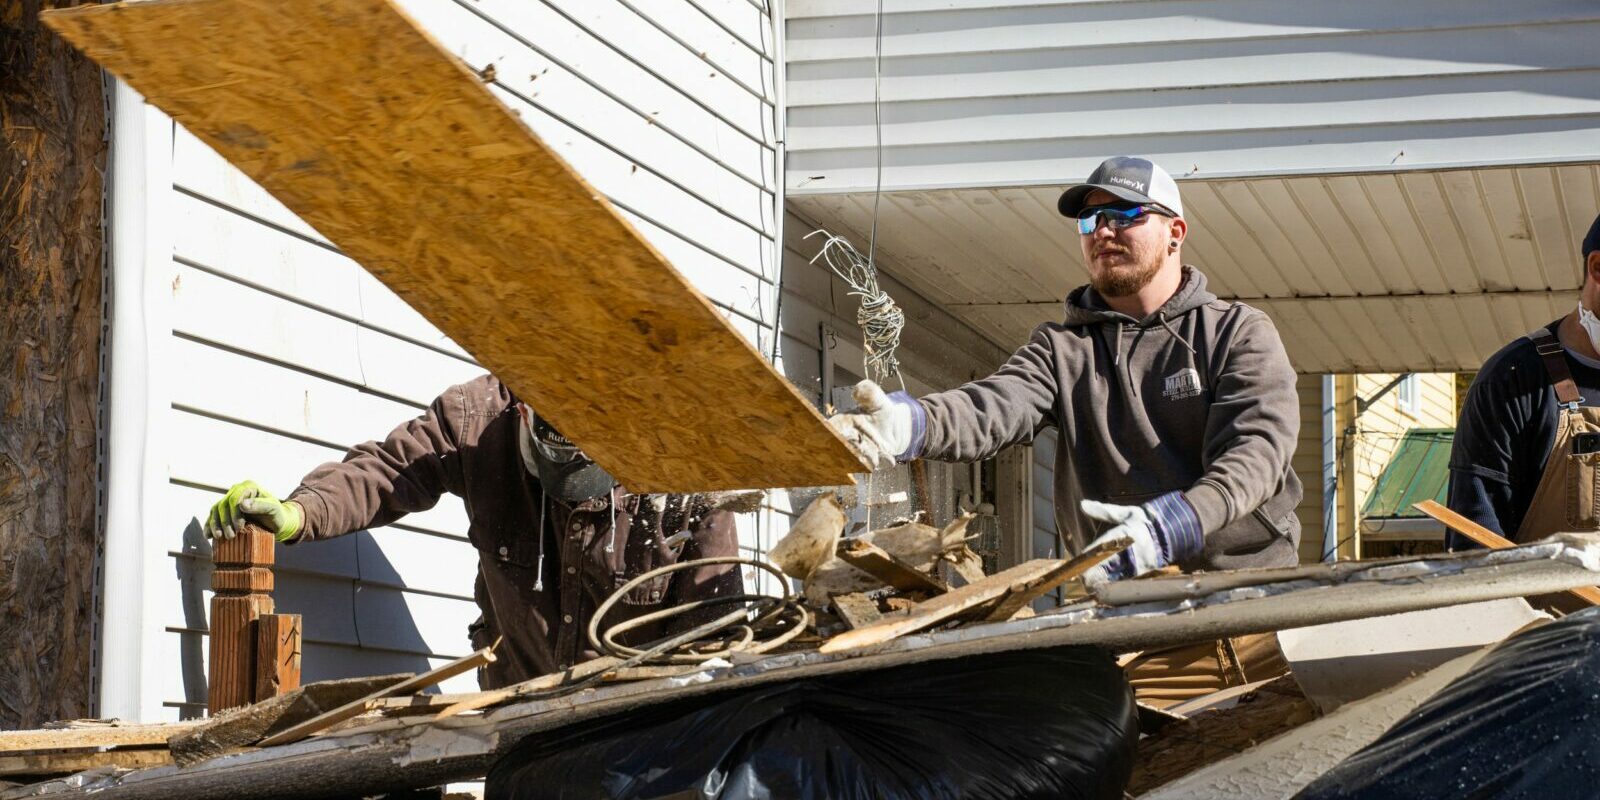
{"left": 785, "top": 0, "right": 1600, "bottom": 193}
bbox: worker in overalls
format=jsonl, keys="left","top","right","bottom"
{"left": 1451, "top": 213, "right": 1600, "bottom": 558}
{"left": 200, "top": 375, "right": 745, "bottom": 689}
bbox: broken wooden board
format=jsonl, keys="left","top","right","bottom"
{"left": 257, "top": 646, "right": 496, "bottom": 747}
{"left": 803, "top": 517, "right": 976, "bottom": 604}
{"left": 169, "top": 674, "right": 410, "bottom": 766}
{"left": 0, "top": 722, "right": 198, "bottom": 754}
{"left": 831, "top": 593, "right": 884, "bottom": 630}
{"left": 835, "top": 539, "right": 948, "bottom": 594}
{"left": 16, "top": 539, "right": 1600, "bottom": 800}
{"left": 41, "top": 0, "right": 862, "bottom": 492}
{"left": 982, "top": 534, "right": 1129, "bottom": 622}
{"left": 820, "top": 558, "right": 1078, "bottom": 653}
{"left": 0, "top": 750, "right": 171, "bottom": 779}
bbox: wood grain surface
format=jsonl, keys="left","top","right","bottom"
{"left": 0, "top": 0, "right": 106, "bottom": 729}
{"left": 42, "top": 0, "right": 863, "bottom": 491}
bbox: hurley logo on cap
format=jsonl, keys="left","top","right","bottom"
{"left": 1108, "top": 175, "right": 1146, "bottom": 193}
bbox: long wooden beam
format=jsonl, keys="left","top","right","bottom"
{"left": 42, "top": 0, "right": 863, "bottom": 492}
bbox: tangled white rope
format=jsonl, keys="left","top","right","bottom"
{"left": 806, "top": 229, "right": 905, "bottom": 390}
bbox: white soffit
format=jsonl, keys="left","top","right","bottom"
{"left": 789, "top": 163, "right": 1600, "bottom": 372}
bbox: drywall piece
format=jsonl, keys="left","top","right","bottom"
{"left": 41, "top": 0, "right": 862, "bottom": 492}
{"left": 1278, "top": 598, "right": 1545, "bottom": 713}
{"left": 1138, "top": 646, "right": 1495, "bottom": 800}
{"left": 15, "top": 539, "right": 1600, "bottom": 800}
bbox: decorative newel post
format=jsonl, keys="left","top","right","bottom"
{"left": 208, "top": 523, "right": 301, "bottom": 714}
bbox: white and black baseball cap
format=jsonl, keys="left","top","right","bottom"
{"left": 1057, "top": 156, "right": 1183, "bottom": 219}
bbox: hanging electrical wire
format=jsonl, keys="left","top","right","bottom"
{"left": 807, "top": 230, "right": 905, "bottom": 389}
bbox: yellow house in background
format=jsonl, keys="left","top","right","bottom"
{"left": 1292, "top": 374, "right": 1459, "bottom": 564}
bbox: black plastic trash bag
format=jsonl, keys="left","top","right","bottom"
{"left": 487, "top": 645, "right": 1136, "bottom": 800}
{"left": 1295, "top": 605, "right": 1600, "bottom": 800}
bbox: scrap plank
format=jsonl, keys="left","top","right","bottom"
{"left": 41, "top": 0, "right": 862, "bottom": 492}
{"left": 834, "top": 539, "right": 948, "bottom": 594}
{"left": 819, "top": 559, "right": 1080, "bottom": 653}
{"left": 0, "top": 750, "right": 171, "bottom": 778}
{"left": 0, "top": 722, "right": 198, "bottom": 754}
{"left": 256, "top": 645, "right": 496, "bottom": 747}
{"left": 831, "top": 593, "right": 883, "bottom": 630}
{"left": 982, "top": 534, "right": 1130, "bottom": 622}
{"left": 170, "top": 674, "right": 409, "bottom": 766}
{"left": 1412, "top": 500, "right": 1600, "bottom": 606}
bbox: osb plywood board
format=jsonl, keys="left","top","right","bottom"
{"left": 43, "top": 0, "right": 863, "bottom": 492}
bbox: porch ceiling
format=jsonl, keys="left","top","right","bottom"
{"left": 788, "top": 164, "right": 1600, "bottom": 373}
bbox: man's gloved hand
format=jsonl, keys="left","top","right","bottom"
{"left": 826, "top": 380, "right": 924, "bottom": 471}
{"left": 205, "top": 480, "right": 303, "bottom": 543}
{"left": 1079, "top": 493, "right": 1203, "bottom": 589}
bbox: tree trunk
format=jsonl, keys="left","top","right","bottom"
{"left": 0, "top": 0, "right": 107, "bottom": 729}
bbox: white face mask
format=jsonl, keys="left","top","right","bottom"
{"left": 1580, "top": 303, "right": 1600, "bottom": 354}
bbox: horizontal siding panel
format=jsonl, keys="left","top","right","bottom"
{"left": 785, "top": 1, "right": 1600, "bottom": 61}
{"left": 171, "top": 192, "right": 470, "bottom": 359}
{"left": 786, "top": 1, "right": 1600, "bottom": 189}
{"left": 787, "top": 24, "right": 1600, "bottom": 105}
{"left": 357, "top": 528, "right": 479, "bottom": 600}
{"left": 789, "top": 70, "right": 1600, "bottom": 151}
{"left": 171, "top": 262, "right": 484, "bottom": 407}
{"left": 401, "top": 0, "right": 774, "bottom": 179}
{"left": 164, "top": 407, "right": 471, "bottom": 538}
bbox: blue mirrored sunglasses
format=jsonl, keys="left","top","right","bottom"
{"left": 1075, "top": 204, "right": 1168, "bottom": 235}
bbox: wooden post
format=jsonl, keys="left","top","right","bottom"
{"left": 208, "top": 525, "right": 276, "bottom": 715}
{"left": 254, "top": 614, "right": 302, "bottom": 703}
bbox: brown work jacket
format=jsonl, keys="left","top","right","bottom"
{"left": 285, "top": 375, "right": 743, "bottom": 688}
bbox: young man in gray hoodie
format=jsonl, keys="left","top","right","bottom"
{"left": 831, "top": 156, "right": 1303, "bottom": 589}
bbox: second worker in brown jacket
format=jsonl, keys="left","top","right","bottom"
{"left": 203, "top": 374, "right": 745, "bottom": 689}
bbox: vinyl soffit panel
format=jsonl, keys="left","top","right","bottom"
{"left": 45, "top": 0, "right": 863, "bottom": 492}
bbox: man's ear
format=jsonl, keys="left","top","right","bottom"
{"left": 1168, "top": 217, "right": 1188, "bottom": 250}
{"left": 1588, "top": 251, "right": 1600, "bottom": 285}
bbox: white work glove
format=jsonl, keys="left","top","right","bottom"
{"left": 1079, "top": 492, "right": 1203, "bottom": 590}
{"left": 1079, "top": 501, "right": 1163, "bottom": 590}
{"left": 827, "top": 380, "right": 922, "bottom": 471}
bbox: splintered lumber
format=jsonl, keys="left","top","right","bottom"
{"left": 1412, "top": 500, "right": 1600, "bottom": 606}
{"left": 820, "top": 559, "right": 1083, "bottom": 653}
{"left": 0, "top": 722, "right": 198, "bottom": 754}
{"left": 253, "top": 615, "right": 302, "bottom": 703}
{"left": 170, "top": 673, "right": 409, "bottom": 766}
{"left": 835, "top": 539, "right": 948, "bottom": 594}
{"left": 981, "top": 535, "right": 1130, "bottom": 622}
{"left": 831, "top": 593, "right": 884, "bottom": 630}
{"left": 256, "top": 645, "right": 497, "bottom": 747}
{"left": 0, "top": 750, "right": 172, "bottom": 778}
{"left": 41, "top": 0, "right": 861, "bottom": 492}
{"left": 208, "top": 527, "right": 277, "bottom": 714}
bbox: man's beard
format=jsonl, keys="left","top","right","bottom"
{"left": 1090, "top": 253, "right": 1162, "bottom": 297}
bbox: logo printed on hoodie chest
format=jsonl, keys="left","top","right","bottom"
{"left": 1163, "top": 367, "right": 1202, "bottom": 400}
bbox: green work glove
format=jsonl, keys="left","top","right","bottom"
{"left": 205, "top": 480, "right": 303, "bottom": 542}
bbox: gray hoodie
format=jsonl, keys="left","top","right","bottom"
{"left": 916, "top": 267, "right": 1302, "bottom": 571}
